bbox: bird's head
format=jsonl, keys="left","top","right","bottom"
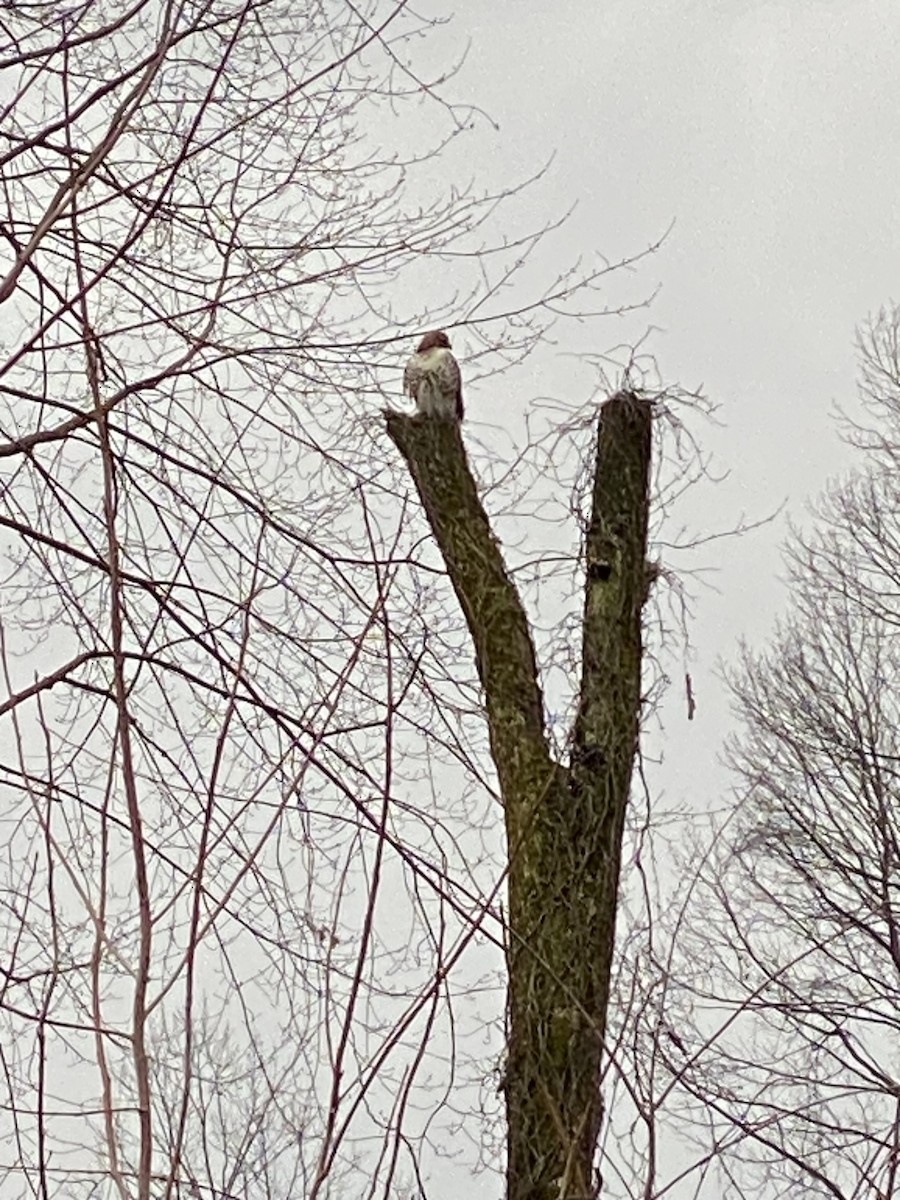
{"left": 416, "top": 330, "right": 451, "bottom": 353}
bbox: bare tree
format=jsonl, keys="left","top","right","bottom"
{"left": 666, "top": 305, "right": 900, "bottom": 1200}
{"left": 0, "top": 4, "right": 661, "bottom": 1199}
{"left": 388, "top": 394, "right": 654, "bottom": 1200}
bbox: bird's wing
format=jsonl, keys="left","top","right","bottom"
{"left": 441, "top": 351, "right": 463, "bottom": 420}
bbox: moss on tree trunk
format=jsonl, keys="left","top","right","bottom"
{"left": 386, "top": 394, "right": 652, "bottom": 1200}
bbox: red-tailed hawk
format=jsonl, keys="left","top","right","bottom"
{"left": 403, "top": 330, "right": 463, "bottom": 421}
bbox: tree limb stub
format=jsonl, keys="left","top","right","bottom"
{"left": 386, "top": 393, "right": 653, "bottom": 1200}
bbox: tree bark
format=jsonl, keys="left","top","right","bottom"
{"left": 386, "top": 393, "right": 652, "bottom": 1200}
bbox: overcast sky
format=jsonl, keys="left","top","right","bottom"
{"left": 6, "top": 6, "right": 897, "bottom": 1196}
{"left": 395, "top": 8, "right": 900, "bottom": 1192}
{"left": 414, "top": 0, "right": 900, "bottom": 806}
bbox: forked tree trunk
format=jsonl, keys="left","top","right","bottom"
{"left": 386, "top": 392, "right": 653, "bottom": 1200}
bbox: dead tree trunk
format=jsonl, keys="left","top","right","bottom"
{"left": 386, "top": 393, "right": 652, "bottom": 1200}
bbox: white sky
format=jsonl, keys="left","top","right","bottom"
{"left": 390, "top": 9, "right": 900, "bottom": 1192}
{"left": 7, "top": 5, "right": 897, "bottom": 1194}
{"left": 409, "top": 0, "right": 900, "bottom": 807}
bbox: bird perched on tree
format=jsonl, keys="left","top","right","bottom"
{"left": 403, "top": 330, "right": 464, "bottom": 421}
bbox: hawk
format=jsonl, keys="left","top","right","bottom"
{"left": 403, "top": 330, "right": 463, "bottom": 421}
